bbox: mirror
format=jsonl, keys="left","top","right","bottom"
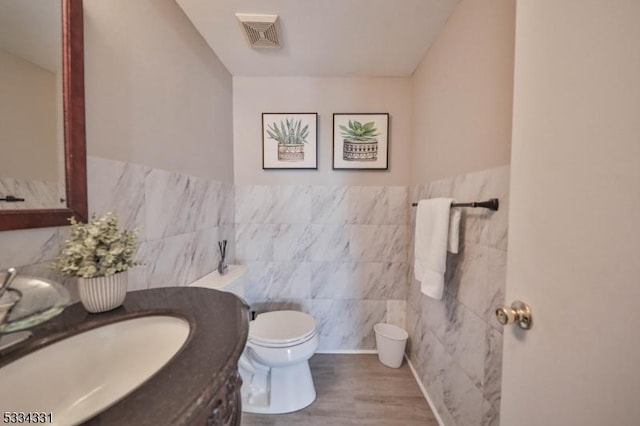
{"left": 0, "top": 0, "right": 87, "bottom": 231}
{"left": 0, "top": 0, "right": 64, "bottom": 211}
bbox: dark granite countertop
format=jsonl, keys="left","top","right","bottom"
{"left": 0, "top": 287, "right": 249, "bottom": 425}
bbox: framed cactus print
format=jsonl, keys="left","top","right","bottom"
{"left": 333, "top": 113, "right": 389, "bottom": 170}
{"left": 262, "top": 113, "right": 318, "bottom": 169}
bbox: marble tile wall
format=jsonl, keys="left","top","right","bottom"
{"left": 235, "top": 185, "right": 410, "bottom": 351}
{"left": 0, "top": 156, "right": 234, "bottom": 297}
{"left": 0, "top": 177, "right": 63, "bottom": 210}
{"left": 406, "top": 165, "right": 510, "bottom": 426}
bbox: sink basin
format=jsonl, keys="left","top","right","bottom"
{"left": 0, "top": 315, "right": 190, "bottom": 425}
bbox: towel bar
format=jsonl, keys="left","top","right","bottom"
{"left": 411, "top": 198, "right": 499, "bottom": 211}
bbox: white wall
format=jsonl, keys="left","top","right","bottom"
{"left": 0, "top": 49, "right": 59, "bottom": 182}
{"left": 503, "top": 0, "right": 640, "bottom": 424}
{"left": 410, "top": 0, "right": 515, "bottom": 184}
{"left": 84, "top": 0, "right": 234, "bottom": 182}
{"left": 233, "top": 77, "right": 411, "bottom": 186}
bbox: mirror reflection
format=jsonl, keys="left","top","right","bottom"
{"left": 0, "top": 0, "right": 65, "bottom": 210}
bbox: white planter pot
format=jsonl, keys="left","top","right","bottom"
{"left": 343, "top": 139, "right": 378, "bottom": 161}
{"left": 277, "top": 143, "right": 305, "bottom": 162}
{"left": 78, "top": 271, "right": 128, "bottom": 313}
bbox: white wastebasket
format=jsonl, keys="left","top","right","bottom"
{"left": 374, "top": 323, "right": 408, "bottom": 368}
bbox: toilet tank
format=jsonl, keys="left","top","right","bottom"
{"left": 188, "top": 265, "right": 247, "bottom": 299}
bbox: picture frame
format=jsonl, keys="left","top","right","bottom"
{"left": 262, "top": 113, "right": 318, "bottom": 169}
{"left": 332, "top": 113, "right": 389, "bottom": 170}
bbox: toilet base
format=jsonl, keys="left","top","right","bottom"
{"left": 241, "top": 361, "right": 316, "bottom": 414}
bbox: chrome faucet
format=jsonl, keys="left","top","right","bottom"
{"left": 0, "top": 268, "right": 72, "bottom": 352}
{"left": 0, "top": 267, "right": 17, "bottom": 299}
{"left": 0, "top": 268, "right": 31, "bottom": 351}
{"left": 0, "top": 268, "right": 19, "bottom": 325}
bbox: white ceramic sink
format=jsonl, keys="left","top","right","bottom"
{"left": 0, "top": 315, "right": 190, "bottom": 425}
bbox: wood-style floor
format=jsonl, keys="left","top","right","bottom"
{"left": 241, "top": 354, "right": 438, "bottom": 426}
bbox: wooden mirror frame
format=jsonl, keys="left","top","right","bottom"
{"left": 0, "top": 0, "right": 88, "bottom": 231}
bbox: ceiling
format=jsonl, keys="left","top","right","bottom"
{"left": 0, "top": 0, "right": 61, "bottom": 72}
{"left": 176, "top": 0, "right": 460, "bottom": 77}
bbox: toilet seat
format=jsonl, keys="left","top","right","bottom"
{"left": 249, "top": 310, "right": 317, "bottom": 348}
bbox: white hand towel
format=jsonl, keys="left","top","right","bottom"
{"left": 414, "top": 198, "right": 454, "bottom": 299}
{"left": 447, "top": 208, "right": 461, "bottom": 254}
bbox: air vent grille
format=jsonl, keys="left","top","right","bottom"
{"left": 236, "top": 14, "right": 280, "bottom": 48}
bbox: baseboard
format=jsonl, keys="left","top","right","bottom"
{"left": 315, "top": 349, "right": 378, "bottom": 354}
{"left": 406, "top": 356, "right": 445, "bottom": 426}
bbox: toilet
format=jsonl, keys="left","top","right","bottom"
{"left": 240, "top": 310, "right": 318, "bottom": 414}
{"left": 189, "top": 266, "right": 319, "bottom": 414}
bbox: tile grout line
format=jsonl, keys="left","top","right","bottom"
{"left": 406, "top": 355, "right": 445, "bottom": 426}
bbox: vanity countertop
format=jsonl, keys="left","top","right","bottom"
{"left": 0, "top": 287, "right": 249, "bottom": 425}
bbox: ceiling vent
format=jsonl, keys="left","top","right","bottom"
{"left": 236, "top": 13, "right": 280, "bottom": 48}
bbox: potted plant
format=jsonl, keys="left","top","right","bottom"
{"left": 266, "top": 117, "right": 310, "bottom": 162}
{"left": 339, "top": 120, "right": 380, "bottom": 161}
{"left": 53, "top": 212, "right": 140, "bottom": 313}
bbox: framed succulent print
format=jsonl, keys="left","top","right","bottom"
{"left": 333, "top": 113, "right": 389, "bottom": 170}
{"left": 262, "top": 113, "right": 318, "bottom": 169}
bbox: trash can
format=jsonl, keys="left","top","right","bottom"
{"left": 374, "top": 323, "right": 408, "bottom": 368}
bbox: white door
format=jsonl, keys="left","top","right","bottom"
{"left": 502, "top": 1, "right": 640, "bottom": 425}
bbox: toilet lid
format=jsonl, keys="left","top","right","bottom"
{"left": 249, "top": 310, "right": 316, "bottom": 346}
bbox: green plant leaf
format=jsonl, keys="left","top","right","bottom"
{"left": 280, "top": 121, "right": 287, "bottom": 140}
{"left": 268, "top": 123, "right": 284, "bottom": 142}
{"left": 275, "top": 126, "right": 284, "bottom": 141}
{"left": 266, "top": 129, "right": 277, "bottom": 140}
{"left": 268, "top": 118, "right": 310, "bottom": 144}
{"left": 293, "top": 120, "right": 301, "bottom": 143}
{"left": 51, "top": 212, "right": 141, "bottom": 278}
